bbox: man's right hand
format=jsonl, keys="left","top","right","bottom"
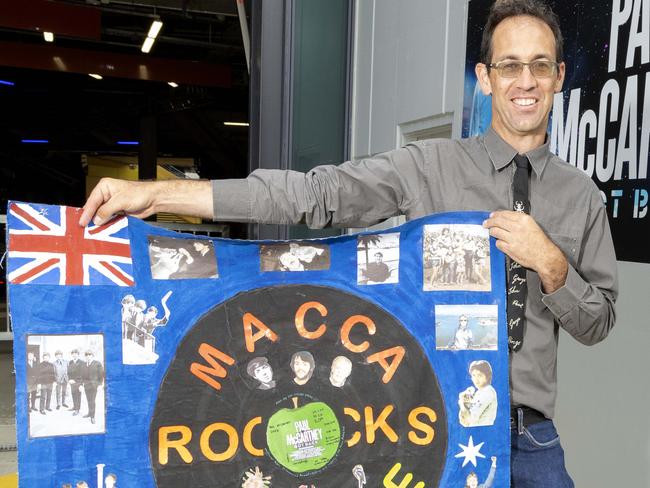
{"left": 79, "top": 177, "right": 214, "bottom": 227}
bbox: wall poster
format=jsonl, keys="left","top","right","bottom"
{"left": 463, "top": 0, "right": 650, "bottom": 263}
{"left": 8, "top": 201, "right": 509, "bottom": 487}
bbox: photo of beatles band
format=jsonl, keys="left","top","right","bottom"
{"left": 357, "top": 233, "right": 400, "bottom": 285}
{"left": 259, "top": 242, "right": 330, "bottom": 272}
{"left": 245, "top": 351, "right": 353, "bottom": 391}
{"left": 26, "top": 334, "right": 105, "bottom": 438}
{"left": 121, "top": 291, "right": 172, "bottom": 365}
{"left": 147, "top": 236, "right": 218, "bottom": 280}
{"left": 423, "top": 224, "right": 491, "bottom": 292}
{"left": 435, "top": 304, "right": 498, "bottom": 351}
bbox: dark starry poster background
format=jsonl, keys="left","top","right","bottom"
{"left": 463, "top": 0, "right": 650, "bottom": 263}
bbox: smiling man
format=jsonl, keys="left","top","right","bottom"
{"left": 80, "top": 1, "right": 617, "bottom": 485}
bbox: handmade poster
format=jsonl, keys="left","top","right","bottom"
{"left": 7, "top": 201, "right": 509, "bottom": 487}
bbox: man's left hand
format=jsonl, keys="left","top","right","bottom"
{"left": 483, "top": 210, "right": 568, "bottom": 293}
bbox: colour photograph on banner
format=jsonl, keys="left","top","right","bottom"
{"left": 8, "top": 201, "right": 510, "bottom": 487}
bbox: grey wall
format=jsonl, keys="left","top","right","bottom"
{"left": 350, "top": 1, "right": 649, "bottom": 486}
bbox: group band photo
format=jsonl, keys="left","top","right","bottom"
{"left": 26, "top": 334, "right": 105, "bottom": 438}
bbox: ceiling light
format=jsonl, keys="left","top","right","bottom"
{"left": 21, "top": 139, "right": 49, "bottom": 144}
{"left": 223, "top": 122, "right": 250, "bottom": 127}
{"left": 168, "top": 81, "right": 179, "bottom": 88}
{"left": 147, "top": 20, "right": 163, "bottom": 39}
{"left": 117, "top": 141, "right": 139, "bottom": 145}
{"left": 43, "top": 32, "right": 54, "bottom": 42}
{"left": 88, "top": 73, "right": 103, "bottom": 80}
{"left": 141, "top": 36, "right": 155, "bottom": 54}
{"left": 0, "top": 80, "right": 15, "bottom": 86}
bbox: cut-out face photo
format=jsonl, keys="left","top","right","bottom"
{"left": 290, "top": 351, "right": 315, "bottom": 386}
{"left": 458, "top": 360, "right": 497, "bottom": 427}
{"left": 329, "top": 356, "right": 352, "bottom": 387}
{"left": 247, "top": 357, "right": 276, "bottom": 390}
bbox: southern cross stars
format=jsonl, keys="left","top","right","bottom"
{"left": 455, "top": 435, "right": 486, "bottom": 467}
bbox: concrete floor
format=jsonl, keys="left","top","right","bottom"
{"left": 0, "top": 342, "right": 17, "bottom": 479}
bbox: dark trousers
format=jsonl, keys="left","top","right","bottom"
{"left": 70, "top": 382, "right": 82, "bottom": 411}
{"left": 27, "top": 388, "right": 37, "bottom": 410}
{"left": 39, "top": 384, "right": 52, "bottom": 412}
{"left": 84, "top": 384, "right": 98, "bottom": 418}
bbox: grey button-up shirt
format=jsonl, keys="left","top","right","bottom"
{"left": 213, "top": 127, "right": 618, "bottom": 418}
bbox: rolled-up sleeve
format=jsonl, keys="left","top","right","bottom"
{"left": 212, "top": 144, "right": 428, "bottom": 229}
{"left": 541, "top": 189, "right": 618, "bottom": 345}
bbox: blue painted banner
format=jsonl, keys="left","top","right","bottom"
{"left": 8, "top": 201, "right": 509, "bottom": 487}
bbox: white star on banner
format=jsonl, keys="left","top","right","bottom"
{"left": 455, "top": 435, "right": 486, "bottom": 467}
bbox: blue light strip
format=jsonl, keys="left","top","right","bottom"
{"left": 21, "top": 139, "right": 49, "bottom": 144}
{"left": 0, "top": 80, "right": 15, "bottom": 86}
{"left": 117, "top": 141, "right": 139, "bottom": 145}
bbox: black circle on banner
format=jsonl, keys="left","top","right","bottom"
{"left": 150, "top": 285, "right": 447, "bottom": 486}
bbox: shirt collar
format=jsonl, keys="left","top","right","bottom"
{"left": 483, "top": 127, "right": 551, "bottom": 178}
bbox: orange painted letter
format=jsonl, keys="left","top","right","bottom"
{"left": 367, "top": 346, "right": 405, "bottom": 383}
{"left": 158, "top": 425, "right": 193, "bottom": 465}
{"left": 408, "top": 406, "right": 437, "bottom": 445}
{"left": 200, "top": 422, "right": 239, "bottom": 462}
{"left": 243, "top": 312, "right": 279, "bottom": 353}
{"left": 344, "top": 407, "right": 362, "bottom": 447}
{"left": 341, "top": 315, "right": 376, "bottom": 353}
{"left": 364, "top": 405, "right": 398, "bottom": 444}
{"left": 295, "top": 301, "right": 328, "bottom": 339}
{"left": 190, "top": 343, "right": 235, "bottom": 391}
{"left": 243, "top": 416, "right": 264, "bottom": 456}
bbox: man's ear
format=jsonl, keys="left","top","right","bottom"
{"left": 554, "top": 61, "right": 566, "bottom": 93}
{"left": 475, "top": 63, "right": 492, "bottom": 95}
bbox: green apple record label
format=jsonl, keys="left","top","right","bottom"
{"left": 150, "top": 285, "right": 447, "bottom": 486}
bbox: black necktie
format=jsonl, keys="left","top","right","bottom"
{"left": 508, "top": 154, "right": 530, "bottom": 352}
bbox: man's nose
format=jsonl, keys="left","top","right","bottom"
{"left": 516, "top": 64, "right": 538, "bottom": 89}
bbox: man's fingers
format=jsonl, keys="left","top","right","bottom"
{"left": 79, "top": 183, "right": 111, "bottom": 227}
{"left": 487, "top": 227, "right": 511, "bottom": 243}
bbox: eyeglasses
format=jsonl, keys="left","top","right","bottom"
{"left": 487, "top": 60, "right": 559, "bottom": 78}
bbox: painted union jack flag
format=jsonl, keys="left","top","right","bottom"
{"left": 7, "top": 202, "right": 134, "bottom": 286}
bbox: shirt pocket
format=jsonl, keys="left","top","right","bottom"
{"left": 547, "top": 233, "right": 580, "bottom": 268}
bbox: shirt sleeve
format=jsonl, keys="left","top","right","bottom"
{"left": 212, "top": 143, "right": 428, "bottom": 229}
{"left": 541, "top": 188, "right": 618, "bottom": 345}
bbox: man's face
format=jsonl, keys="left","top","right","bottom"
{"left": 43, "top": 354, "right": 51, "bottom": 362}
{"left": 293, "top": 356, "right": 311, "bottom": 379}
{"left": 471, "top": 369, "right": 488, "bottom": 389}
{"left": 467, "top": 474, "right": 479, "bottom": 488}
{"left": 476, "top": 15, "right": 565, "bottom": 146}
{"left": 459, "top": 316, "right": 469, "bottom": 330}
{"left": 374, "top": 253, "right": 383, "bottom": 263}
{"left": 72, "top": 352, "right": 79, "bottom": 360}
{"left": 254, "top": 364, "right": 273, "bottom": 384}
{"left": 55, "top": 353, "right": 63, "bottom": 360}
{"left": 28, "top": 352, "right": 34, "bottom": 362}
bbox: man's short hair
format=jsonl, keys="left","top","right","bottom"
{"left": 55, "top": 350, "right": 63, "bottom": 356}
{"left": 374, "top": 252, "right": 383, "bottom": 257}
{"left": 247, "top": 357, "right": 270, "bottom": 377}
{"left": 469, "top": 359, "right": 493, "bottom": 384}
{"left": 71, "top": 349, "right": 79, "bottom": 354}
{"left": 480, "top": 0, "right": 564, "bottom": 65}
{"left": 290, "top": 351, "right": 315, "bottom": 371}
{"left": 106, "top": 473, "right": 117, "bottom": 481}
{"left": 85, "top": 350, "right": 93, "bottom": 357}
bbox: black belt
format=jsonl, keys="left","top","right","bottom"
{"left": 510, "top": 406, "right": 546, "bottom": 429}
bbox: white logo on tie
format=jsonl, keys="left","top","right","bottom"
{"left": 514, "top": 201, "right": 525, "bottom": 213}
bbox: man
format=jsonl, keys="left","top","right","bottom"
{"left": 290, "top": 351, "right": 315, "bottom": 386}
{"left": 466, "top": 456, "right": 497, "bottom": 488}
{"left": 104, "top": 473, "right": 117, "bottom": 488}
{"left": 246, "top": 357, "right": 276, "bottom": 390}
{"left": 363, "top": 252, "right": 391, "bottom": 283}
{"left": 37, "top": 352, "right": 55, "bottom": 414}
{"left": 329, "top": 356, "right": 352, "bottom": 387}
{"left": 79, "top": 1, "right": 617, "bottom": 484}
{"left": 53, "top": 350, "right": 69, "bottom": 410}
{"left": 67, "top": 349, "right": 84, "bottom": 416}
{"left": 82, "top": 350, "right": 104, "bottom": 424}
{"left": 26, "top": 351, "right": 38, "bottom": 412}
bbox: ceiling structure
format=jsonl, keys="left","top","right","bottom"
{"left": 0, "top": 0, "right": 251, "bottom": 209}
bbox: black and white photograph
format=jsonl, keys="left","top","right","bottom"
{"left": 26, "top": 334, "right": 105, "bottom": 438}
{"left": 357, "top": 233, "right": 400, "bottom": 285}
{"left": 423, "top": 224, "right": 491, "bottom": 292}
{"left": 435, "top": 304, "right": 498, "bottom": 351}
{"left": 259, "top": 242, "right": 330, "bottom": 272}
{"left": 121, "top": 291, "right": 172, "bottom": 365}
{"left": 147, "top": 235, "right": 218, "bottom": 280}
